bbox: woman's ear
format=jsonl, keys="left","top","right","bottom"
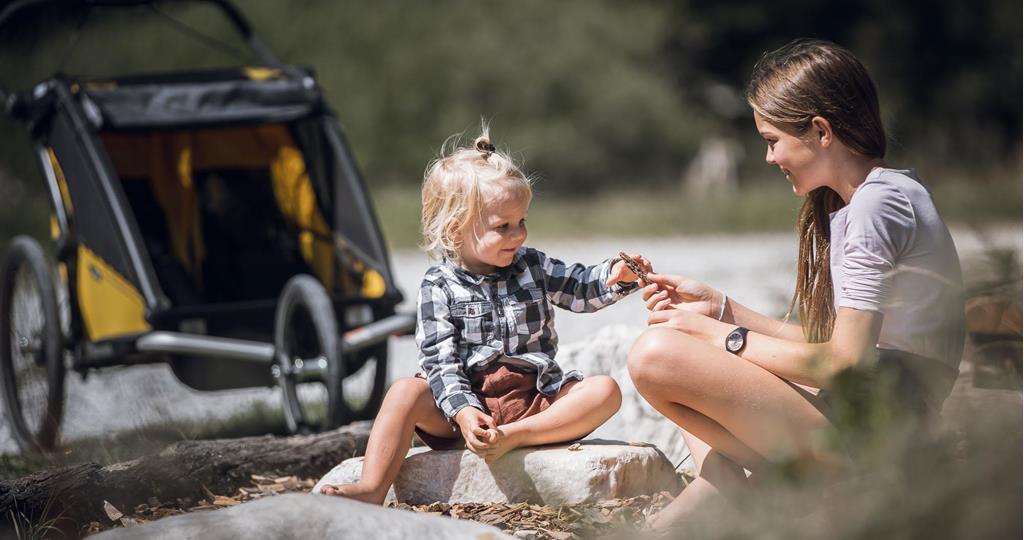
{"left": 810, "top": 116, "right": 833, "bottom": 147}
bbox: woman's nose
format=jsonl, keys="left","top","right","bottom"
{"left": 765, "top": 147, "right": 775, "bottom": 164}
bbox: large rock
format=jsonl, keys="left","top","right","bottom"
{"left": 314, "top": 441, "right": 681, "bottom": 505}
{"left": 92, "top": 493, "right": 513, "bottom": 540}
{"left": 557, "top": 325, "right": 693, "bottom": 471}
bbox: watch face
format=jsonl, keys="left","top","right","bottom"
{"left": 726, "top": 331, "right": 744, "bottom": 352}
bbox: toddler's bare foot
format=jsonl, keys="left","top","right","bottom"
{"left": 481, "top": 428, "right": 521, "bottom": 464}
{"left": 317, "top": 482, "right": 384, "bottom": 504}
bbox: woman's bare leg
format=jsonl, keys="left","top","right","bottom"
{"left": 627, "top": 328, "right": 832, "bottom": 524}
{"left": 319, "top": 377, "right": 455, "bottom": 504}
{"left": 647, "top": 429, "right": 750, "bottom": 529}
{"left": 481, "top": 375, "right": 622, "bottom": 463}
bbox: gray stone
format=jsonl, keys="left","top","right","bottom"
{"left": 91, "top": 493, "right": 513, "bottom": 540}
{"left": 314, "top": 441, "right": 681, "bottom": 505}
{"left": 557, "top": 325, "right": 693, "bottom": 472}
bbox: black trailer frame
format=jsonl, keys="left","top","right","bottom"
{"left": 0, "top": 0, "right": 415, "bottom": 452}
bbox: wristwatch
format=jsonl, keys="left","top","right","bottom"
{"left": 725, "top": 327, "right": 749, "bottom": 354}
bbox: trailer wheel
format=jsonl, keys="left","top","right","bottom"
{"left": 273, "top": 275, "right": 347, "bottom": 433}
{"left": 343, "top": 341, "right": 388, "bottom": 422}
{"left": 0, "top": 236, "right": 65, "bottom": 452}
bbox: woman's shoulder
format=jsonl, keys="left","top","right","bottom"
{"left": 848, "top": 168, "right": 926, "bottom": 213}
{"left": 855, "top": 168, "right": 931, "bottom": 204}
{"left": 840, "top": 168, "right": 922, "bottom": 235}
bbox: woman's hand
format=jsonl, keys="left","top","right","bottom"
{"left": 642, "top": 273, "right": 724, "bottom": 318}
{"left": 607, "top": 253, "right": 654, "bottom": 286}
{"left": 648, "top": 306, "right": 732, "bottom": 346}
{"left": 454, "top": 406, "right": 497, "bottom": 454}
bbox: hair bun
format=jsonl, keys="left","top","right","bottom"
{"left": 474, "top": 136, "right": 496, "bottom": 157}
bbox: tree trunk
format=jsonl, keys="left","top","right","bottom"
{"left": 0, "top": 421, "right": 371, "bottom": 530}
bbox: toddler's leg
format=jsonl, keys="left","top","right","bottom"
{"left": 482, "top": 375, "right": 621, "bottom": 463}
{"left": 319, "top": 377, "right": 455, "bottom": 504}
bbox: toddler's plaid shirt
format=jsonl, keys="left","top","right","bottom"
{"left": 416, "top": 246, "right": 638, "bottom": 423}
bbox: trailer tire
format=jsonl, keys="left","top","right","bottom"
{"left": 0, "top": 236, "right": 65, "bottom": 452}
{"left": 274, "top": 275, "right": 347, "bottom": 433}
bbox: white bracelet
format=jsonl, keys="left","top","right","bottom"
{"left": 717, "top": 292, "right": 728, "bottom": 321}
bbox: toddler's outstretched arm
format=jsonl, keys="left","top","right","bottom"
{"left": 532, "top": 249, "right": 643, "bottom": 313}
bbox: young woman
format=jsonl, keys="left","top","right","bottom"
{"left": 628, "top": 39, "right": 965, "bottom": 528}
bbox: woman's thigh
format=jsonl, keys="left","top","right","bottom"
{"left": 628, "top": 328, "right": 831, "bottom": 459}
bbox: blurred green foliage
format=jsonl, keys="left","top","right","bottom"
{"left": 0, "top": 0, "right": 1020, "bottom": 248}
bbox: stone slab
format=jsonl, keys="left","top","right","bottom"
{"left": 314, "top": 441, "right": 681, "bottom": 505}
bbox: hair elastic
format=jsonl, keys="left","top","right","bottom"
{"left": 476, "top": 140, "right": 495, "bottom": 157}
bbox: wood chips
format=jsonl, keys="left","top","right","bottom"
{"left": 84, "top": 473, "right": 688, "bottom": 538}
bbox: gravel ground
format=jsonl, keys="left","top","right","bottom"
{"left": 1, "top": 227, "right": 1019, "bottom": 455}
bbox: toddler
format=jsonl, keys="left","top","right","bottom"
{"left": 320, "top": 127, "right": 650, "bottom": 504}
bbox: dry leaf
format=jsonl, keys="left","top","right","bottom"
{"left": 102, "top": 500, "right": 123, "bottom": 522}
{"left": 567, "top": 443, "right": 582, "bottom": 451}
{"left": 628, "top": 441, "right": 653, "bottom": 447}
{"left": 119, "top": 517, "right": 139, "bottom": 528}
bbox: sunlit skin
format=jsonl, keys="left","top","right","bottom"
{"left": 632, "top": 113, "right": 887, "bottom": 531}
{"left": 454, "top": 192, "right": 531, "bottom": 275}
{"left": 320, "top": 181, "right": 649, "bottom": 504}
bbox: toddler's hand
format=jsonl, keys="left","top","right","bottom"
{"left": 454, "top": 407, "right": 497, "bottom": 454}
{"left": 608, "top": 253, "right": 653, "bottom": 286}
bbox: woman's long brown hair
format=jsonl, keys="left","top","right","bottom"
{"left": 746, "top": 39, "right": 886, "bottom": 342}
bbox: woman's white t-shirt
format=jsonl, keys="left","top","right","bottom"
{"left": 829, "top": 168, "right": 966, "bottom": 376}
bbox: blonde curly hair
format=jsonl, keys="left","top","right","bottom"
{"left": 420, "top": 124, "right": 533, "bottom": 261}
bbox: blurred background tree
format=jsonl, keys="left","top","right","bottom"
{"left": 0, "top": 0, "right": 1020, "bottom": 246}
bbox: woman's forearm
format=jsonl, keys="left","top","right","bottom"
{"left": 724, "top": 298, "right": 806, "bottom": 342}
{"left": 735, "top": 308, "right": 883, "bottom": 389}
{"left": 739, "top": 333, "right": 835, "bottom": 388}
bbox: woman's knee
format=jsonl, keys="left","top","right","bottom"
{"left": 627, "top": 328, "right": 687, "bottom": 384}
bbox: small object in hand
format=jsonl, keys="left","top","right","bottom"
{"left": 618, "top": 252, "right": 651, "bottom": 284}
{"left": 567, "top": 442, "right": 582, "bottom": 451}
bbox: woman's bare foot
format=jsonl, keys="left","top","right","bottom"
{"left": 317, "top": 482, "right": 384, "bottom": 504}
{"left": 643, "top": 476, "right": 717, "bottom": 531}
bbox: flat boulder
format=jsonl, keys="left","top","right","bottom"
{"left": 92, "top": 493, "right": 513, "bottom": 540}
{"left": 314, "top": 441, "right": 681, "bottom": 505}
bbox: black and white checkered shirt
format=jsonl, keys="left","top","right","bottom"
{"left": 416, "top": 246, "right": 638, "bottom": 422}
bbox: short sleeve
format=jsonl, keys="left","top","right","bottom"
{"left": 836, "top": 182, "right": 916, "bottom": 313}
